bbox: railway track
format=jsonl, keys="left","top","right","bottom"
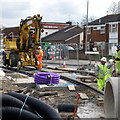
{"left": 1, "top": 65, "right": 103, "bottom": 96}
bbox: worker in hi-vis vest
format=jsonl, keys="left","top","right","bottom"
{"left": 36, "top": 46, "right": 43, "bottom": 71}
{"left": 115, "top": 44, "right": 120, "bottom": 74}
{"left": 105, "top": 59, "right": 116, "bottom": 80}
{"left": 95, "top": 57, "right": 113, "bottom": 91}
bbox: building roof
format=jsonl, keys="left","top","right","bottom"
{"left": 41, "top": 25, "right": 83, "bottom": 42}
{"left": 2, "top": 22, "right": 71, "bottom": 35}
{"left": 2, "top": 27, "right": 19, "bottom": 34}
{"left": 42, "top": 21, "right": 72, "bottom": 25}
{"left": 88, "top": 14, "right": 120, "bottom": 26}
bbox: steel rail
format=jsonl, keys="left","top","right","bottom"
{"left": 1, "top": 65, "right": 103, "bottom": 96}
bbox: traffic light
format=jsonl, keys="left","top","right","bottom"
{"left": 90, "top": 41, "right": 94, "bottom": 51}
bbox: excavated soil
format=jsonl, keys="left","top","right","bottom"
{"left": 0, "top": 69, "right": 104, "bottom": 119}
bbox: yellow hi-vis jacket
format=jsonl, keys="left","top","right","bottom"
{"left": 105, "top": 67, "right": 112, "bottom": 81}
{"left": 115, "top": 50, "right": 120, "bottom": 59}
{"left": 115, "top": 50, "right": 120, "bottom": 73}
{"left": 97, "top": 63, "right": 108, "bottom": 90}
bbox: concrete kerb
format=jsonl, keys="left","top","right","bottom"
{"left": 104, "top": 77, "right": 119, "bottom": 119}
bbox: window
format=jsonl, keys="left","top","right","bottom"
{"left": 93, "top": 27, "right": 98, "bottom": 30}
{"left": 109, "top": 25, "right": 111, "bottom": 32}
{"left": 87, "top": 27, "right": 91, "bottom": 34}
{"left": 109, "top": 24, "right": 118, "bottom": 32}
{"left": 100, "top": 26, "right": 105, "bottom": 34}
{"left": 112, "top": 24, "right": 117, "bottom": 32}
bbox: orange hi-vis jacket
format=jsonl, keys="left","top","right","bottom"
{"left": 36, "top": 49, "right": 43, "bottom": 69}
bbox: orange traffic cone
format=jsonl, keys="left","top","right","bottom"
{"left": 63, "top": 58, "right": 66, "bottom": 68}
{"left": 94, "top": 60, "right": 97, "bottom": 70}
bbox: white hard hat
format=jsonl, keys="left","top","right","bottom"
{"left": 109, "top": 59, "right": 114, "bottom": 64}
{"left": 101, "top": 57, "right": 107, "bottom": 62}
{"left": 38, "top": 46, "right": 41, "bottom": 49}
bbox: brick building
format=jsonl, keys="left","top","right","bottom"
{"left": 2, "top": 22, "right": 71, "bottom": 38}
{"left": 41, "top": 25, "right": 83, "bottom": 46}
{"left": 83, "top": 14, "right": 120, "bottom": 55}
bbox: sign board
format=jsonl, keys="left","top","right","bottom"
{"left": 41, "top": 42, "right": 51, "bottom": 46}
{"left": 48, "top": 52, "right": 55, "bottom": 54}
{"left": 41, "top": 42, "right": 52, "bottom": 49}
{"left": 85, "top": 51, "right": 99, "bottom": 55}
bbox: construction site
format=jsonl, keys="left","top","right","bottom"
{"left": 0, "top": 12, "right": 120, "bottom": 120}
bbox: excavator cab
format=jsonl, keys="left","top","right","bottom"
{"left": 28, "top": 29, "right": 35, "bottom": 49}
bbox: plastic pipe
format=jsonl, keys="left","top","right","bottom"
{"left": 1, "top": 107, "right": 39, "bottom": 120}
{"left": 1, "top": 94, "right": 33, "bottom": 112}
{"left": 58, "top": 104, "right": 76, "bottom": 112}
{"left": 7, "top": 92, "right": 61, "bottom": 120}
{"left": 104, "top": 77, "right": 119, "bottom": 118}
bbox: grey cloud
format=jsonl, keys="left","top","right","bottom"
{"left": 2, "top": 1, "right": 30, "bottom": 19}
{"left": 40, "top": 0, "right": 84, "bottom": 24}
{"left": 47, "top": 1, "right": 77, "bottom": 15}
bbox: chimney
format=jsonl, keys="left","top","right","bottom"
{"left": 66, "top": 21, "right": 72, "bottom": 25}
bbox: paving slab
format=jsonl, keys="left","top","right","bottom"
{"left": 12, "top": 77, "right": 34, "bottom": 84}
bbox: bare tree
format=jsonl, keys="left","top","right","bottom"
{"left": 80, "top": 15, "right": 96, "bottom": 26}
{"left": 107, "top": 2, "right": 118, "bottom": 15}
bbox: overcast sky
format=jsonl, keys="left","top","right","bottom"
{"left": 0, "top": 0, "right": 120, "bottom": 27}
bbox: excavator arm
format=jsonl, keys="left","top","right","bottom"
{"left": 18, "top": 14, "right": 42, "bottom": 50}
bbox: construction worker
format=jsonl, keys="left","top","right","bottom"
{"left": 115, "top": 44, "right": 120, "bottom": 74}
{"left": 105, "top": 59, "right": 116, "bottom": 80}
{"left": 36, "top": 46, "right": 43, "bottom": 71}
{"left": 95, "top": 57, "right": 108, "bottom": 91}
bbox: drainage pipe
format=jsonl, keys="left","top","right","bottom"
{"left": 1, "top": 107, "right": 39, "bottom": 120}
{"left": 104, "top": 77, "right": 119, "bottom": 119}
{"left": 7, "top": 91, "right": 61, "bottom": 120}
{"left": 1, "top": 94, "right": 33, "bottom": 112}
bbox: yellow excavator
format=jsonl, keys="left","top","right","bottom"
{"left": 3, "top": 14, "right": 42, "bottom": 69}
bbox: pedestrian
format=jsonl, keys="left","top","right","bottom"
{"left": 36, "top": 46, "right": 43, "bottom": 71}
{"left": 115, "top": 44, "right": 120, "bottom": 74}
{"left": 95, "top": 57, "right": 108, "bottom": 91}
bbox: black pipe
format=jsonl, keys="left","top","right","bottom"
{"left": 1, "top": 94, "right": 33, "bottom": 113}
{"left": 1, "top": 107, "right": 39, "bottom": 120}
{"left": 58, "top": 104, "right": 77, "bottom": 113}
{"left": 7, "top": 92, "right": 61, "bottom": 120}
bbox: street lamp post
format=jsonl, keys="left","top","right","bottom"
{"left": 85, "top": 0, "right": 89, "bottom": 52}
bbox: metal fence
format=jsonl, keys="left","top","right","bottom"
{"left": 44, "top": 42, "right": 119, "bottom": 59}
{"left": 42, "top": 42, "right": 119, "bottom": 69}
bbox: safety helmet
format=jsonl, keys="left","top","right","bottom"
{"left": 109, "top": 59, "right": 114, "bottom": 64}
{"left": 101, "top": 57, "right": 107, "bottom": 62}
{"left": 117, "top": 44, "right": 120, "bottom": 48}
{"left": 38, "top": 46, "right": 41, "bottom": 49}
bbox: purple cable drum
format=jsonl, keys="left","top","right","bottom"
{"left": 34, "top": 72, "right": 60, "bottom": 84}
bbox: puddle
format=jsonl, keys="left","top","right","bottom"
{"left": 77, "top": 102, "right": 104, "bottom": 118}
